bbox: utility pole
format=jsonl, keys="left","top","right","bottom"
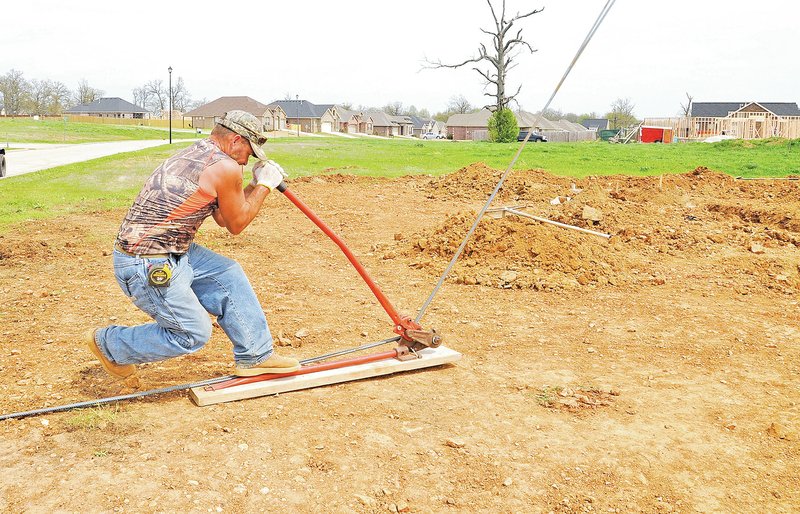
{"left": 168, "top": 66, "right": 173, "bottom": 144}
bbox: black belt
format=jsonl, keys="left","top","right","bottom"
{"left": 114, "top": 242, "right": 172, "bottom": 259}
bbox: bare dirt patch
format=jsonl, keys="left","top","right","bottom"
{"left": 1, "top": 166, "right": 798, "bottom": 512}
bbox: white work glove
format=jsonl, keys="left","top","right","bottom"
{"left": 252, "top": 160, "right": 288, "bottom": 191}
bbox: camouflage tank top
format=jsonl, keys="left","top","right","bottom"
{"left": 116, "top": 139, "right": 228, "bottom": 255}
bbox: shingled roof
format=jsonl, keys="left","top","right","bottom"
{"left": 267, "top": 100, "right": 334, "bottom": 118}
{"left": 690, "top": 102, "right": 800, "bottom": 117}
{"left": 184, "top": 96, "right": 270, "bottom": 117}
{"left": 65, "top": 97, "right": 147, "bottom": 114}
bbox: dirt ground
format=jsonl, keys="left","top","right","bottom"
{"left": 1, "top": 164, "right": 798, "bottom": 513}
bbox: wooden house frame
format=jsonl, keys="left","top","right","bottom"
{"left": 645, "top": 102, "right": 800, "bottom": 140}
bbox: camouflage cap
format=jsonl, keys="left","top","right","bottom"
{"left": 217, "top": 110, "right": 267, "bottom": 160}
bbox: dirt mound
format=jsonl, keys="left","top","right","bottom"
{"left": 398, "top": 211, "right": 636, "bottom": 290}
{"left": 405, "top": 164, "right": 800, "bottom": 292}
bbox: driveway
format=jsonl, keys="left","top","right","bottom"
{"left": 1, "top": 140, "right": 187, "bottom": 178}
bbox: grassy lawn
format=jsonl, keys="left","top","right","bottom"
{"left": 262, "top": 136, "right": 800, "bottom": 179}
{"left": 0, "top": 117, "right": 199, "bottom": 144}
{"left": 1, "top": 136, "right": 797, "bottom": 233}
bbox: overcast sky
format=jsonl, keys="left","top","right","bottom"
{"left": 3, "top": 1, "right": 798, "bottom": 118}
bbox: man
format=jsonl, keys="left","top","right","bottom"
{"left": 87, "top": 110, "right": 300, "bottom": 386}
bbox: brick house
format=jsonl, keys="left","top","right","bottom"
{"left": 184, "top": 96, "right": 272, "bottom": 130}
{"left": 65, "top": 97, "right": 149, "bottom": 119}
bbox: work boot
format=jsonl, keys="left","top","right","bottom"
{"left": 86, "top": 329, "right": 137, "bottom": 380}
{"left": 234, "top": 352, "right": 300, "bottom": 377}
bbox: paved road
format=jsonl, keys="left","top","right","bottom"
{"left": 1, "top": 140, "right": 189, "bottom": 178}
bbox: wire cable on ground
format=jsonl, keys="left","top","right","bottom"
{"left": 415, "top": 0, "right": 616, "bottom": 323}
{"left": 0, "top": 336, "right": 403, "bottom": 421}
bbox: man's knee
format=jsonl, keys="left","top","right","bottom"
{"left": 173, "top": 317, "right": 213, "bottom": 351}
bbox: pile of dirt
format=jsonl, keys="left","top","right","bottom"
{"left": 400, "top": 164, "right": 800, "bottom": 292}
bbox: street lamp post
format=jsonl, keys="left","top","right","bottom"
{"left": 168, "top": 66, "right": 173, "bottom": 144}
{"left": 296, "top": 94, "right": 300, "bottom": 137}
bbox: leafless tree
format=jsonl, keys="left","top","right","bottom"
{"left": 383, "top": 101, "right": 404, "bottom": 115}
{"left": 447, "top": 94, "right": 474, "bottom": 114}
{"left": 144, "top": 79, "right": 167, "bottom": 113}
{"left": 186, "top": 98, "right": 208, "bottom": 112}
{"left": 47, "top": 81, "right": 72, "bottom": 114}
{"left": 75, "top": 79, "right": 104, "bottom": 105}
{"left": 27, "top": 79, "right": 53, "bottom": 115}
{"left": 170, "top": 76, "right": 191, "bottom": 112}
{"left": 680, "top": 92, "right": 693, "bottom": 117}
{"left": 132, "top": 86, "right": 150, "bottom": 110}
{"left": 425, "top": 0, "right": 543, "bottom": 111}
{"left": 0, "top": 69, "right": 31, "bottom": 114}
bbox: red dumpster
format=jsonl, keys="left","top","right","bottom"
{"left": 640, "top": 126, "right": 674, "bottom": 143}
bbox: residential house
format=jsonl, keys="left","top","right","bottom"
{"left": 645, "top": 101, "right": 800, "bottom": 140}
{"left": 268, "top": 100, "right": 339, "bottom": 133}
{"left": 264, "top": 105, "right": 287, "bottom": 131}
{"left": 65, "top": 97, "right": 148, "bottom": 119}
{"left": 367, "top": 110, "right": 401, "bottom": 137}
{"left": 447, "top": 109, "right": 594, "bottom": 141}
{"left": 337, "top": 108, "right": 373, "bottom": 134}
{"left": 581, "top": 118, "right": 609, "bottom": 131}
{"left": 390, "top": 115, "right": 414, "bottom": 136}
{"left": 690, "top": 101, "right": 800, "bottom": 139}
{"left": 184, "top": 96, "right": 272, "bottom": 130}
{"left": 408, "top": 115, "right": 445, "bottom": 137}
{"left": 446, "top": 109, "right": 492, "bottom": 140}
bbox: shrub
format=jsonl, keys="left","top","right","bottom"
{"left": 488, "top": 108, "right": 518, "bottom": 143}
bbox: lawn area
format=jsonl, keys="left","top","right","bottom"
{"left": 0, "top": 117, "right": 199, "bottom": 144}
{"left": 1, "top": 136, "right": 797, "bottom": 233}
{"left": 261, "top": 136, "right": 800, "bottom": 179}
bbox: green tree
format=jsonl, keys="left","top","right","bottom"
{"left": 605, "top": 97, "right": 638, "bottom": 129}
{"left": 488, "top": 108, "right": 518, "bottom": 142}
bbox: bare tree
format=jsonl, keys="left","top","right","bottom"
{"left": 338, "top": 101, "right": 354, "bottom": 110}
{"left": 132, "top": 86, "right": 150, "bottom": 110}
{"left": 0, "top": 69, "right": 31, "bottom": 114}
{"left": 144, "top": 79, "right": 167, "bottom": 113}
{"left": 680, "top": 92, "right": 693, "bottom": 117}
{"left": 170, "top": 76, "right": 191, "bottom": 112}
{"left": 185, "top": 97, "right": 208, "bottom": 112}
{"left": 383, "top": 101, "right": 404, "bottom": 115}
{"left": 47, "top": 81, "right": 72, "bottom": 114}
{"left": 447, "top": 94, "right": 473, "bottom": 114}
{"left": 426, "top": 0, "right": 543, "bottom": 111}
{"left": 75, "top": 79, "right": 104, "bottom": 105}
{"left": 27, "top": 79, "right": 53, "bottom": 115}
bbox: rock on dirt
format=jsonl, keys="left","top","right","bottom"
{"left": 444, "top": 438, "right": 466, "bottom": 448}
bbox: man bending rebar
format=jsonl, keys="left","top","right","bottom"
{"left": 87, "top": 110, "right": 300, "bottom": 387}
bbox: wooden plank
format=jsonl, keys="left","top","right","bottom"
{"left": 189, "top": 346, "right": 461, "bottom": 407}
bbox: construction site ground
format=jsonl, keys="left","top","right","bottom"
{"left": 1, "top": 164, "right": 798, "bottom": 513}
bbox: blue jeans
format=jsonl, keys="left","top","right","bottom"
{"left": 96, "top": 243, "right": 274, "bottom": 367}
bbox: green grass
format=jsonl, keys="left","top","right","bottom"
{"left": 65, "top": 406, "right": 120, "bottom": 430}
{"left": 1, "top": 136, "right": 797, "bottom": 233}
{"left": 260, "top": 136, "right": 800, "bottom": 179}
{"left": 0, "top": 117, "right": 198, "bottom": 144}
{"left": 0, "top": 142, "right": 193, "bottom": 229}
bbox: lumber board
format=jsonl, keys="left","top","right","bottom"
{"left": 189, "top": 346, "right": 461, "bottom": 407}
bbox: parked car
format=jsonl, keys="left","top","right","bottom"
{"left": 421, "top": 132, "right": 444, "bottom": 140}
{"left": 517, "top": 130, "right": 548, "bottom": 142}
